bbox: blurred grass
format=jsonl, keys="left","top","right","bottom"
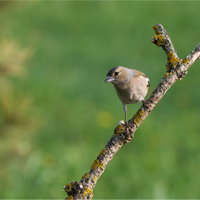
{"left": 0, "top": 1, "right": 200, "bottom": 199}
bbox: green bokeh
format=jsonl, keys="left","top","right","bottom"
{"left": 0, "top": 1, "right": 200, "bottom": 199}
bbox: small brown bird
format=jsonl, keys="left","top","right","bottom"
{"left": 105, "top": 66, "right": 150, "bottom": 130}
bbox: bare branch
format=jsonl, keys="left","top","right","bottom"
{"left": 63, "top": 24, "right": 200, "bottom": 200}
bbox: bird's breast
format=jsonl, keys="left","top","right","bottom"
{"left": 114, "top": 76, "right": 149, "bottom": 105}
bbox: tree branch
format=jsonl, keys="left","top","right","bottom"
{"left": 63, "top": 24, "right": 200, "bottom": 200}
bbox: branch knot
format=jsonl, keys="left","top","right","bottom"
{"left": 166, "top": 51, "right": 187, "bottom": 80}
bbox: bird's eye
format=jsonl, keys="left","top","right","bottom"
{"left": 115, "top": 71, "right": 119, "bottom": 76}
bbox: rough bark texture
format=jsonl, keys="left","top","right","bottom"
{"left": 63, "top": 24, "right": 200, "bottom": 200}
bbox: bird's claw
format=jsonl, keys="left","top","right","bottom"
{"left": 124, "top": 121, "right": 134, "bottom": 141}
{"left": 125, "top": 121, "right": 134, "bottom": 133}
{"left": 142, "top": 100, "right": 150, "bottom": 109}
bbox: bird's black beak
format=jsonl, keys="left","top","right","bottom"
{"left": 104, "top": 76, "right": 115, "bottom": 83}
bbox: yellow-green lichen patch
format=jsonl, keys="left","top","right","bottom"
{"left": 91, "top": 159, "right": 104, "bottom": 170}
{"left": 66, "top": 195, "right": 73, "bottom": 200}
{"left": 82, "top": 191, "right": 87, "bottom": 197}
{"left": 167, "top": 51, "right": 182, "bottom": 67}
{"left": 154, "top": 34, "right": 165, "bottom": 47}
{"left": 64, "top": 183, "right": 72, "bottom": 192}
{"left": 152, "top": 25, "right": 165, "bottom": 47}
{"left": 153, "top": 25, "right": 160, "bottom": 34}
{"left": 165, "top": 62, "right": 170, "bottom": 70}
{"left": 163, "top": 71, "right": 173, "bottom": 79}
{"left": 115, "top": 124, "right": 125, "bottom": 137}
{"left": 81, "top": 172, "right": 90, "bottom": 180}
{"left": 183, "top": 57, "right": 190, "bottom": 65}
{"left": 86, "top": 186, "right": 93, "bottom": 195}
{"left": 82, "top": 186, "right": 94, "bottom": 198}
{"left": 92, "top": 175, "right": 98, "bottom": 183}
{"left": 98, "top": 148, "right": 109, "bottom": 157}
{"left": 133, "top": 110, "right": 145, "bottom": 125}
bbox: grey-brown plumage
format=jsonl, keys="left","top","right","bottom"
{"left": 105, "top": 66, "right": 150, "bottom": 129}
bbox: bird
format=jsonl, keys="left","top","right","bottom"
{"left": 105, "top": 66, "right": 150, "bottom": 131}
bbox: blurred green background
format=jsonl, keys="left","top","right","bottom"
{"left": 0, "top": 1, "right": 200, "bottom": 199}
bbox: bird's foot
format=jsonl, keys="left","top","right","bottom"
{"left": 124, "top": 121, "right": 134, "bottom": 140}
{"left": 142, "top": 100, "right": 150, "bottom": 109}
{"left": 125, "top": 121, "right": 134, "bottom": 133}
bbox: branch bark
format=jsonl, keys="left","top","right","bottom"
{"left": 63, "top": 24, "right": 200, "bottom": 200}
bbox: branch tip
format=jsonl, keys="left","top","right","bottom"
{"left": 195, "top": 42, "right": 200, "bottom": 52}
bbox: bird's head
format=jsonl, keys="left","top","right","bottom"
{"left": 104, "top": 66, "right": 131, "bottom": 85}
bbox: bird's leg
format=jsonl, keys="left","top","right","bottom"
{"left": 142, "top": 100, "right": 150, "bottom": 109}
{"left": 123, "top": 104, "right": 133, "bottom": 133}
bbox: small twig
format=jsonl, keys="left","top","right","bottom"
{"left": 63, "top": 24, "right": 200, "bottom": 200}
